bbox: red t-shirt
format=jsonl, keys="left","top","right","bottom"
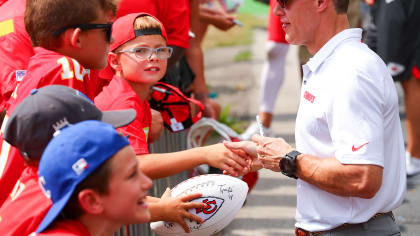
{"left": 0, "top": 0, "right": 34, "bottom": 111}
{"left": 268, "top": 0, "right": 287, "bottom": 43}
{"left": 0, "top": 47, "right": 104, "bottom": 207}
{"left": 0, "top": 166, "right": 52, "bottom": 236}
{"left": 0, "top": 138, "right": 24, "bottom": 207}
{"left": 30, "top": 220, "right": 91, "bottom": 236}
{"left": 116, "top": 0, "right": 190, "bottom": 49}
{"left": 95, "top": 76, "right": 152, "bottom": 154}
{"left": 8, "top": 47, "right": 101, "bottom": 108}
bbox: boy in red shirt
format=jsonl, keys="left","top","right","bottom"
{"left": 0, "top": 85, "right": 137, "bottom": 236}
{"left": 0, "top": 0, "right": 116, "bottom": 206}
{"left": 32, "top": 120, "right": 153, "bottom": 235}
{"left": 0, "top": 86, "right": 205, "bottom": 235}
{"left": 95, "top": 13, "right": 251, "bottom": 179}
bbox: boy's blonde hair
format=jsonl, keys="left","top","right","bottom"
{"left": 133, "top": 15, "right": 164, "bottom": 32}
{"left": 25, "top": 0, "right": 117, "bottom": 49}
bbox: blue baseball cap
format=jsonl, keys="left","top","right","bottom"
{"left": 36, "top": 120, "right": 130, "bottom": 233}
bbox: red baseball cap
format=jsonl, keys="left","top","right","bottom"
{"left": 100, "top": 13, "right": 168, "bottom": 79}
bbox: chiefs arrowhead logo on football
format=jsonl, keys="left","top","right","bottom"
{"left": 193, "top": 197, "right": 224, "bottom": 222}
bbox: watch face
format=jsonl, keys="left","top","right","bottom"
{"left": 280, "top": 157, "right": 290, "bottom": 172}
{"left": 280, "top": 152, "right": 298, "bottom": 179}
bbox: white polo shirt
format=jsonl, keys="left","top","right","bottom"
{"left": 294, "top": 28, "right": 406, "bottom": 231}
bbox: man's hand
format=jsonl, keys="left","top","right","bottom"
{"left": 252, "top": 135, "right": 294, "bottom": 172}
{"left": 156, "top": 188, "right": 206, "bottom": 233}
{"left": 199, "top": 6, "right": 236, "bottom": 31}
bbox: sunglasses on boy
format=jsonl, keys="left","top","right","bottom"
{"left": 53, "top": 23, "right": 113, "bottom": 42}
{"left": 117, "top": 47, "right": 173, "bottom": 60}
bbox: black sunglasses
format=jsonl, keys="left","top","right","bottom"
{"left": 52, "top": 23, "right": 113, "bottom": 42}
{"left": 277, "top": 0, "right": 288, "bottom": 8}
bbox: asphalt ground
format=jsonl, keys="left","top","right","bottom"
{"left": 204, "top": 28, "right": 420, "bottom": 236}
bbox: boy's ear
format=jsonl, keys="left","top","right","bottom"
{"left": 109, "top": 52, "right": 122, "bottom": 72}
{"left": 78, "top": 189, "right": 104, "bottom": 215}
{"left": 69, "top": 28, "right": 83, "bottom": 49}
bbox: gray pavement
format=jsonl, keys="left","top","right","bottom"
{"left": 204, "top": 28, "right": 420, "bottom": 235}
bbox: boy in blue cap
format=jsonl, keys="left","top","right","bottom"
{"left": 35, "top": 120, "right": 152, "bottom": 235}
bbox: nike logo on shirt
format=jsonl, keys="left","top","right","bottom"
{"left": 352, "top": 142, "right": 369, "bottom": 152}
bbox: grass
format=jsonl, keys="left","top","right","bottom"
{"left": 202, "top": 12, "right": 267, "bottom": 50}
{"left": 238, "top": 0, "right": 270, "bottom": 16}
{"left": 234, "top": 49, "right": 252, "bottom": 62}
{"left": 218, "top": 105, "right": 245, "bottom": 134}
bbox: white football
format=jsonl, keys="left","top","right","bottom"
{"left": 150, "top": 174, "right": 248, "bottom": 236}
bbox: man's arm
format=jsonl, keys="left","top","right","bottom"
{"left": 295, "top": 154, "right": 382, "bottom": 198}
{"left": 225, "top": 136, "right": 383, "bottom": 199}
{"left": 186, "top": 0, "right": 217, "bottom": 118}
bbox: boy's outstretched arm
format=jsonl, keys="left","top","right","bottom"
{"left": 137, "top": 143, "right": 250, "bottom": 179}
{"left": 147, "top": 188, "right": 206, "bottom": 233}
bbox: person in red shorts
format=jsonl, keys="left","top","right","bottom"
{"left": 0, "top": 85, "right": 137, "bottom": 236}
{"left": 0, "top": 0, "right": 33, "bottom": 117}
{"left": 95, "top": 13, "right": 251, "bottom": 179}
{"left": 31, "top": 120, "right": 153, "bottom": 236}
{"left": 0, "top": 0, "right": 117, "bottom": 208}
{"left": 240, "top": 0, "right": 289, "bottom": 140}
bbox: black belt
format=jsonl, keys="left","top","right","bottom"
{"left": 295, "top": 212, "right": 393, "bottom": 236}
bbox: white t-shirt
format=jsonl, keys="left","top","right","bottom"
{"left": 294, "top": 28, "right": 406, "bottom": 231}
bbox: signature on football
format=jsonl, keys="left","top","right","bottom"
{"left": 218, "top": 184, "right": 234, "bottom": 200}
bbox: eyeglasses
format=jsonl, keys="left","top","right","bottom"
{"left": 277, "top": 0, "right": 288, "bottom": 8}
{"left": 117, "top": 47, "right": 173, "bottom": 60}
{"left": 53, "top": 23, "right": 113, "bottom": 42}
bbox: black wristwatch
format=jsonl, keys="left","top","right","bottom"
{"left": 279, "top": 150, "right": 301, "bottom": 179}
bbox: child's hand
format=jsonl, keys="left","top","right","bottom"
{"left": 223, "top": 140, "right": 263, "bottom": 173}
{"left": 204, "top": 143, "right": 251, "bottom": 177}
{"left": 158, "top": 188, "right": 206, "bottom": 233}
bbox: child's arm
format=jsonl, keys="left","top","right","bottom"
{"left": 137, "top": 143, "right": 251, "bottom": 179}
{"left": 147, "top": 188, "right": 206, "bottom": 233}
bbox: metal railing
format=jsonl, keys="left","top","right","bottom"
{"left": 114, "top": 129, "right": 189, "bottom": 236}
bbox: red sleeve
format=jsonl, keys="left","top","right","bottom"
{"left": 117, "top": 0, "right": 190, "bottom": 49}
{"left": 116, "top": 0, "right": 158, "bottom": 18}
{"left": 0, "top": 1, "right": 35, "bottom": 110}
{"left": 0, "top": 174, "right": 51, "bottom": 235}
{"left": 115, "top": 99, "right": 150, "bottom": 155}
{"left": 0, "top": 145, "right": 24, "bottom": 207}
{"left": 157, "top": 0, "right": 190, "bottom": 48}
{"left": 95, "top": 84, "right": 150, "bottom": 155}
{"left": 268, "top": 0, "right": 287, "bottom": 43}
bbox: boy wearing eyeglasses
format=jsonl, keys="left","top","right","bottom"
{"left": 0, "top": 0, "right": 116, "bottom": 211}
{"left": 95, "top": 13, "right": 251, "bottom": 180}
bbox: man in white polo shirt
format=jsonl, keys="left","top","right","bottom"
{"left": 224, "top": 0, "right": 406, "bottom": 235}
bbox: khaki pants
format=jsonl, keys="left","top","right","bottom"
{"left": 321, "top": 213, "right": 400, "bottom": 236}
